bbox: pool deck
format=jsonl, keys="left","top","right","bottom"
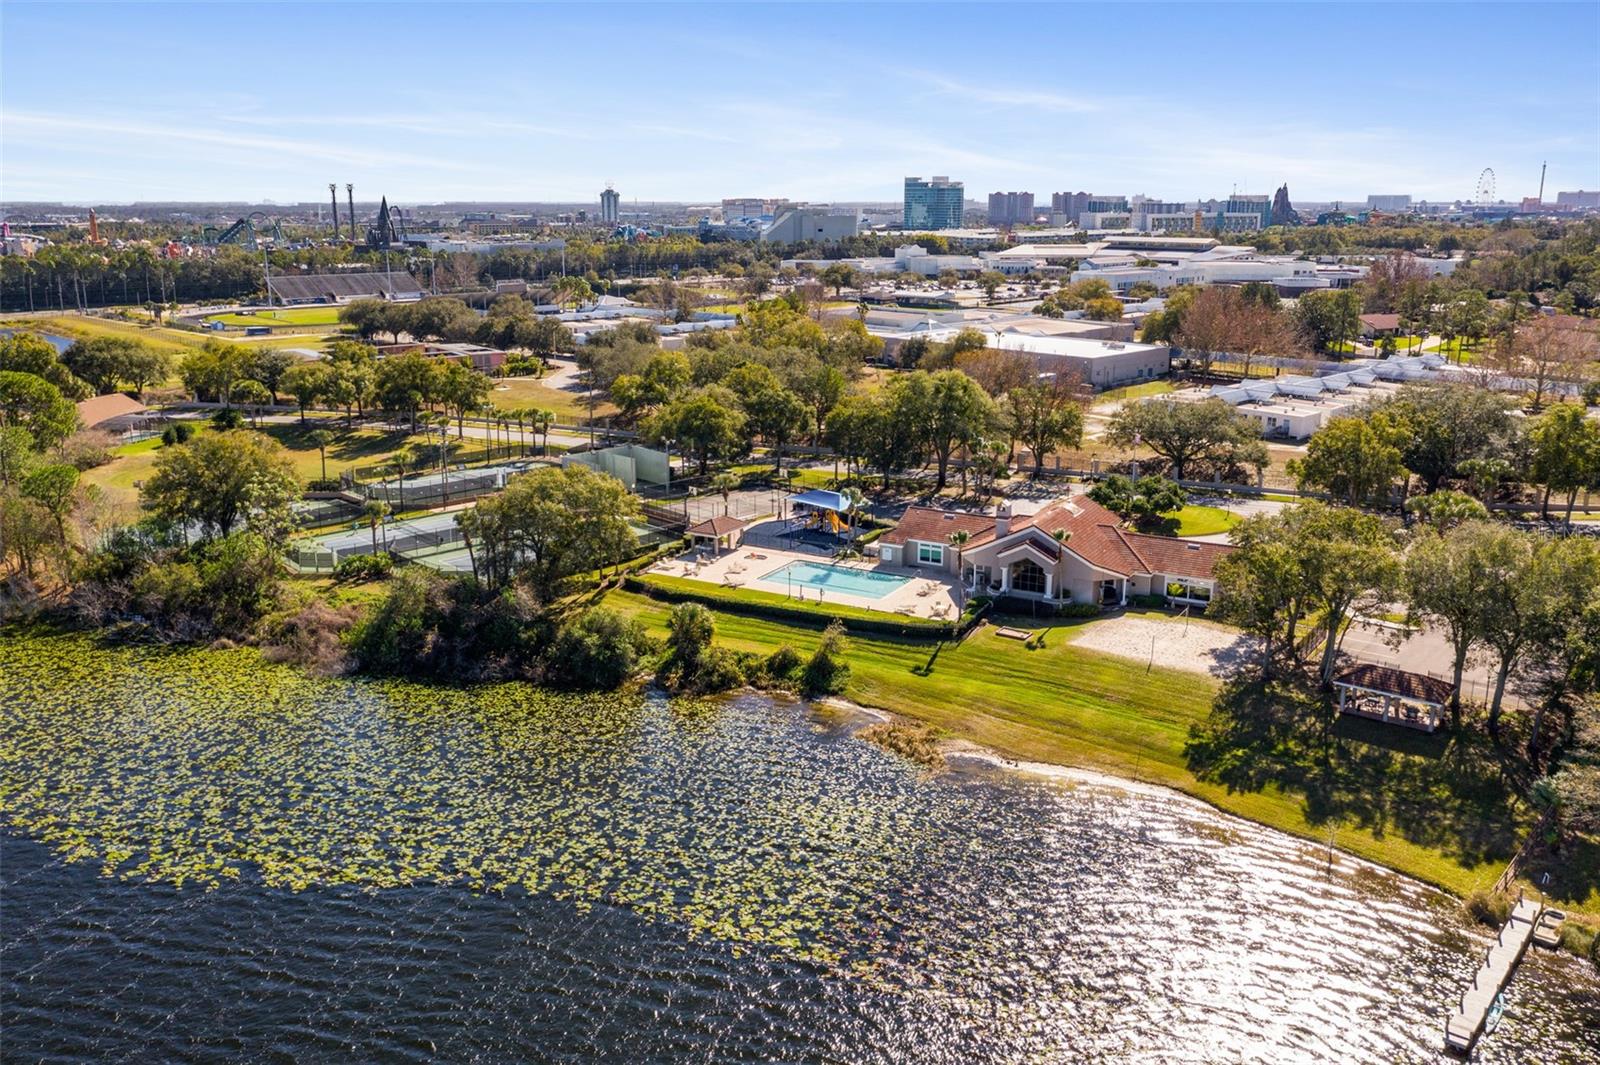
{"left": 650, "top": 546, "right": 962, "bottom": 620}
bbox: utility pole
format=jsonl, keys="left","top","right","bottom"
{"left": 329, "top": 183, "right": 339, "bottom": 238}
{"left": 346, "top": 184, "right": 356, "bottom": 243}
{"left": 1538, "top": 161, "right": 1547, "bottom": 204}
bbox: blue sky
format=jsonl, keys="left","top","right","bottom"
{"left": 3, "top": 1, "right": 1596, "bottom": 205}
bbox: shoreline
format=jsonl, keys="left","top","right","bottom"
{"left": 813, "top": 693, "right": 1475, "bottom": 903}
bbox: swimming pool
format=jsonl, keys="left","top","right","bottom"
{"left": 759, "top": 560, "right": 914, "bottom": 600}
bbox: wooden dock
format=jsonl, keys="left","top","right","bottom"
{"left": 1444, "top": 895, "right": 1543, "bottom": 1054}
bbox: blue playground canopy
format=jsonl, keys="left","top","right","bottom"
{"left": 788, "top": 489, "right": 852, "bottom": 512}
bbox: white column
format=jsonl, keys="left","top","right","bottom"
{"left": 1120, "top": 578, "right": 1128, "bottom": 605}
{"left": 1001, "top": 565, "right": 1011, "bottom": 592}
{"left": 1043, "top": 572, "right": 1053, "bottom": 600}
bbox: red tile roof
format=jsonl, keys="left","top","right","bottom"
{"left": 880, "top": 506, "right": 996, "bottom": 547}
{"left": 1120, "top": 532, "right": 1235, "bottom": 580}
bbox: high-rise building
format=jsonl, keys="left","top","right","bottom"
{"left": 1365, "top": 194, "right": 1412, "bottom": 212}
{"left": 599, "top": 186, "right": 621, "bottom": 225}
{"left": 904, "top": 176, "right": 964, "bottom": 230}
{"left": 1556, "top": 190, "right": 1600, "bottom": 208}
{"left": 1220, "top": 194, "right": 1271, "bottom": 231}
{"left": 1051, "top": 191, "right": 1091, "bottom": 218}
{"left": 986, "top": 191, "right": 1035, "bottom": 226}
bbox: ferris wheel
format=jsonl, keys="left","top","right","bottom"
{"left": 1475, "top": 168, "right": 1496, "bottom": 205}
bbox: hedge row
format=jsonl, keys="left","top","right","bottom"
{"left": 625, "top": 573, "right": 963, "bottom": 640}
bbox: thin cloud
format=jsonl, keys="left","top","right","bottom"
{"left": 3, "top": 110, "right": 472, "bottom": 171}
{"left": 901, "top": 71, "right": 1102, "bottom": 114}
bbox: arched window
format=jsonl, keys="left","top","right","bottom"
{"left": 1011, "top": 558, "right": 1046, "bottom": 595}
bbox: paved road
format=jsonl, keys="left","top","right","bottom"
{"left": 1337, "top": 617, "right": 1521, "bottom": 709}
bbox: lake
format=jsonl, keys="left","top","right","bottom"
{"left": 2, "top": 631, "right": 1595, "bottom": 1062}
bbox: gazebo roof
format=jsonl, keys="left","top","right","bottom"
{"left": 687, "top": 515, "right": 746, "bottom": 536}
{"left": 1333, "top": 664, "right": 1452, "bottom": 706}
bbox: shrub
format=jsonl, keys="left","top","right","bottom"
{"left": 211, "top": 408, "right": 244, "bottom": 431}
{"left": 501, "top": 356, "right": 543, "bottom": 377}
{"left": 1055, "top": 602, "right": 1101, "bottom": 618}
{"left": 801, "top": 620, "right": 851, "bottom": 696}
{"left": 332, "top": 552, "right": 393, "bottom": 583}
{"left": 59, "top": 430, "right": 115, "bottom": 470}
{"left": 345, "top": 569, "right": 538, "bottom": 680}
{"left": 1131, "top": 593, "right": 1167, "bottom": 609}
{"left": 625, "top": 574, "right": 952, "bottom": 639}
{"left": 665, "top": 602, "right": 714, "bottom": 670}
{"left": 762, "top": 645, "right": 804, "bottom": 685}
{"left": 688, "top": 645, "right": 748, "bottom": 693}
{"left": 305, "top": 478, "right": 343, "bottom": 492}
{"left": 258, "top": 600, "right": 361, "bottom": 673}
{"left": 161, "top": 422, "right": 196, "bottom": 446}
{"left": 546, "top": 608, "right": 651, "bottom": 690}
{"left": 1463, "top": 889, "right": 1512, "bottom": 928}
{"left": 858, "top": 722, "right": 944, "bottom": 769}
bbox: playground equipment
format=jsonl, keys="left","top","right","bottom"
{"left": 802, "top": 509, "right": 846, "bottom": 535}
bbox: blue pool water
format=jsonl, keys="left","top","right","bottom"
{"left": 761, "top": 560, "right": 914, "bottom": 599}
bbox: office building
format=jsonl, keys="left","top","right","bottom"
{"left": 987, "top": 191, "right": 1035, "bottom": 226}
{"left": 1132, "top": 200, "right": 1191, "bottom": 233}
{"left": 1557, "top": 190, "right": 1600, "bottom": 208}
{"left": 600, "top": 186, "right": 620, "bottom": 225}
{"left": 904, "top": 176, "right": 965, "bottom": 230}
{"left": 1220, "top": 195, "right": 1271, "bottom": 231}
{"left": 1366, "top": 194, "right": 1412, "bottom": 212}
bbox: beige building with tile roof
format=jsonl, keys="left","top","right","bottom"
{"left": 879, "top": 495, "right": 1233, "bottom": 607}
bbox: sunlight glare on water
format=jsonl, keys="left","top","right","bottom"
{"left": 1, "top": 632, "right": 1595, "bottom": 1063}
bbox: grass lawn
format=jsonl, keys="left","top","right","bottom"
{"left": 489, "top": 376, "right": 613, "bottom": 422}
{"left": 1094, "top": 380, "right": 1174, "bottom": 405}
{"left": 1151, "top": 504, "right": 1241, "bottom": 537}
{"left": 204, "top": 307, "right": 344, "bottom": 328}
{"left": 601, "top": 589, "right": 1531, "bottom": 901}
{"left": 7, "top": 314, "right": 209, "bottom": 357}
{"left": 83, "top": 423, "right": 425, "bottom": 518}
{"left": 1421, "top": 337, "right": 1485, "bottom": 363}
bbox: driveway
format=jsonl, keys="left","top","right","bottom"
{"left": 1337, "top": 618, "right": 1522, "bottom": 709}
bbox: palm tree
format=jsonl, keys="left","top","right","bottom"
{"left": 362, "top": 498, "right": 392, "bottom": 553}
{"left": 455, "top": 509, "right": 480, "bottom": 584}
{"left": 392, "top": 446, "right": 415, "bottom": 511}
{"left": 841, "top": 485, "right": 867, "bottom": 540}
{"left": 530, "top": 408, "right": 554, "bottom": 456}
{"left": 507, "top": 406, "right": 525, "bottom": 456}
{"left": 711, "top": 471, "right": 740, "bottom": 516}
{"left": 948, "top": 528, "right": 970, "bottom": 586}
{"left": 308, "top": 429, "right": 335, "bottom": 485}
{"left": 427, "top": 414, "right": 452, "bottom": 502}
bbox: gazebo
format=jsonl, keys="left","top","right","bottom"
{"left": 1332, "top": 664, "right": 1451, "bottom": 733}
{"left": 687, "top": 514, "right": 746, "bottom": 555}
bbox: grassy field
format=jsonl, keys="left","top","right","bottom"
{"left": 204, "top": 307, "right": 344, "bottom": 328}
{"left": 6, "top": 314, "right": 209, "bottom": 357}
{"left": 1094, "top": 380, "right": 1174, "bottom": 405}
{"left": 83, "top": 422, "right": 424, "bottom": 518}
{"left": 489, "top": 377, "right": 613, "bottom": 422}
{"left": 601, "top": 589, "right": 1532, "bottom": 901}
